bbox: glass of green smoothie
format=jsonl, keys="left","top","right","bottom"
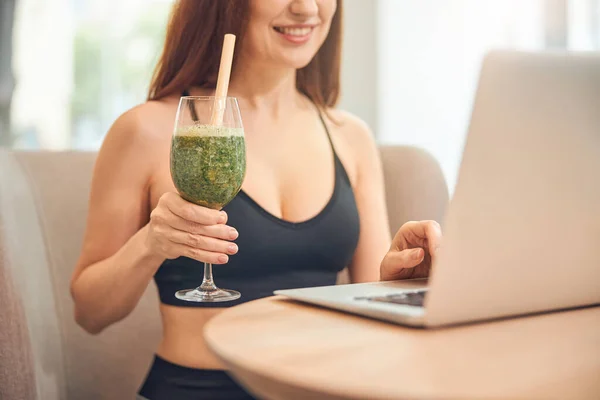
{"left": 171, "top": 96, "right": 246, "bottom": 302}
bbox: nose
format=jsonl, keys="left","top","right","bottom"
{"left": 289, "top": 0, "right": 319, "bottom": 17}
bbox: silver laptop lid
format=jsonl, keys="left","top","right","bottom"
{"left": 425, "top": 51, "right": 600, "bottom": 327}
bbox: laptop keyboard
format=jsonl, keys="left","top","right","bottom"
{"left": 354, "top": 289, "right": 427, "bottom": 307}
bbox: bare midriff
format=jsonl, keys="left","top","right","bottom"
{"left": 156, "top": 304, "right": 226, "bottom": 369}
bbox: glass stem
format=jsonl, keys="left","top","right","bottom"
{"left": 199, "top": 263, "right": 217, "bottom": 292}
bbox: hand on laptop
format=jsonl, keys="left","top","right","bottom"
{"left": 380, "top": 220, "right": 442, "bottom": 281}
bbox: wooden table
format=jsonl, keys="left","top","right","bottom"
{"left": 204, "top": 297, "right": 600, "bottom": 400}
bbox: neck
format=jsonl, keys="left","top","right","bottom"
{"left": 229, "top": 58, "right": 302, "bottom": 114}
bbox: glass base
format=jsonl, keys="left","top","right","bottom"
{"left": 175, "top": 288, "right": 241, "bottom": 303}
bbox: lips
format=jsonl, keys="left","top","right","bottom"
{"left": 273, "top": 26, "right": 313, "bottom": 36}
{"left": 273, "top": 25, "right": 316, "bottom": 44}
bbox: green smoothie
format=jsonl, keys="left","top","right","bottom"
{"left": 171, "top": 125, "right": 246, "bottom": 209}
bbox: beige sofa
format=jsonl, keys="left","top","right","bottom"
{"left": 0, "top": 146, "right": 448, "bottom": 400}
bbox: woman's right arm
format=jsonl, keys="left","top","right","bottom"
{"left": 70, "top": 106, "right": 238, "bottom": 334}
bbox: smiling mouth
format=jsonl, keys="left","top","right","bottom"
{"left": 273, "top": 26, "right": 315, "bottom": 37}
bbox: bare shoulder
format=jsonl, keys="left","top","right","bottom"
{"left": 94, "top": 97, "right": 178, "bottom": 186}
{"left": 318, "top": 109, "right": 379, "bottom": 187}
{"left": 324, "top": 108, "right": 378, "bottom": 158}
{"left": 103, "top": 98, "right": 176, "bottom": 150}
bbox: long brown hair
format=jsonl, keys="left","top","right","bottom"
{"left": 148, "top": 0, "right": 343, "bottom": 108}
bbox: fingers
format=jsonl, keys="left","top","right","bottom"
{"left": 162, "top": 192, "right": 226, "bottom": 225}
{"left": 168, "top": 229, "right": 238, "bottom": 256}
{"left": 380, "top": 248, "right": 425, "bottom": 280}
{"left": 147, "top": 223, "right": 236, "bottom": 265}
{"left": 422, "top": 220, "right": 442, "bottom": 257}
{"left": 166, "top": 242, "right": 231, "bottom": 265}
{"left": 398, "top": 220, "right": 442, "bottom": 256}
{"left": 168, "top": 216, "right": 239, "bottom": 240}
{"left": 382, "top": 248, "right": 424, "bottom": 270}
{"left": 148, "top": 192, "right": 240, "bottom": 264}
{"left": 152, "top": 193, "right": 238, "bottom": 239}
{"left": 383, "top": 220, "right": 441, "bottom": 281}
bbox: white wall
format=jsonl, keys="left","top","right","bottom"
{"left": 377, "top": 0, "right": 544, "bottom": 192}
{"left": 341, "top": 0, "right": 548, "bottom": 192}
{"left": 339, "top": 0, "right": 378, "bottom": 134}
{"left": 568, "top": 0, "right": 599, "bottom": 49}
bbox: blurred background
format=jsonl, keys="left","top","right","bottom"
{"left": 0, "top": 0, "right": 599, "bottom": 191}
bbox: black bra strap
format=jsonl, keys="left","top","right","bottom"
{"left": 181, "top": 89, "right": 199, "bottom": 121}
{"left": 317, "top": 110, "right": 339, "bottom": 159}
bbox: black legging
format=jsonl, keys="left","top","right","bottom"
{"left": 138, "top": 355, "right": 256, "bottom": 400}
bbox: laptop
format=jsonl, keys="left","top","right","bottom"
{"left": 275, "top": 51, "right": 600, "bottom": 328}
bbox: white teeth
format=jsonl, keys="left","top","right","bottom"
{"left": 276, "top": 27, "right": 312, "bottom": 37}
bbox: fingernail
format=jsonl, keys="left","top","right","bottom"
{"left": 219, "top": 212, "right": 227, "bottom": 223}
{"left": 227, "top": 244, "right": 238, "bottom": 254}
{"left": 218, "top": 254, "right": 229, "bottom": 263}
{"left": 229, "top": 229, "right": 239, "bottom": 240}
{"left": 413, "top": 249, "right": 423, "bottom": 260}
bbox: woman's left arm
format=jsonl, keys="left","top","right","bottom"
{"left": 340, "top": 113, "right": 391, "bottom": 283}
{"left": 342, "top": 114, "right": 442, "bottom": 283}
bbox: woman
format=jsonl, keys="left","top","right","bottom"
{"left": 70, "top": 0, "right": 442, "bottom": 399}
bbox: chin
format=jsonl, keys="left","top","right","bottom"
{"left": 289, "top": 59, "right": 316, "bottom": 70}
{"left": 277, "top": 51, "right": 320, "bottom": 70}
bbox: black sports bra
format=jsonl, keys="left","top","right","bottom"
{"left": 153, "top": 92, "right": 360, "bottom": 307}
